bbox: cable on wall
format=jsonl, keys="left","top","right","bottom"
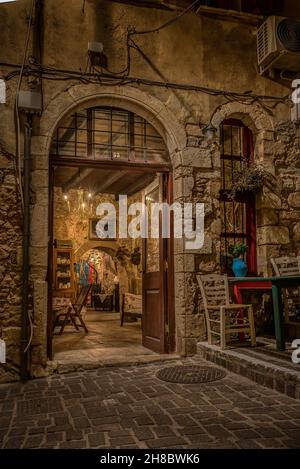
{"left": 15, "top": 0, "right": 36, "bottom": 213}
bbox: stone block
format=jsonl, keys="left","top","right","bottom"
{"left": 31, "top": 170, "right": 49, "bottom": 190}
{"left": 182, "top": 148, "right": 213, "bottom": 169}
{"left": 257, "top": 209, "right": 279, "bottom": 227}
{"left": 178, "top": 337, "right": 197, "bottom": 356}
{"left": 30, "top": 205, "right": 48, "bottom": 247}
{"left": 257, "top": 226, "right": 290, "bottom": 245}
{"left": 288, "top": 192, "right": 300, "bottom": 209}
{"left": 293, "top": 223, "right": 300, "bottom": 242}
{"left": 29, "top": 247, "right": 48, "bottom": 268}
{"left": 256, "top": 190, "right": 281, "bottom": 210}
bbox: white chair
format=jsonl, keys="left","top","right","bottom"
{"left": 197, "top": 274, "right": 256, "bottom": 350}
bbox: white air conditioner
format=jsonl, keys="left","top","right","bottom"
{"left": 257, "top": 16, "right": 300, "bottom": 75}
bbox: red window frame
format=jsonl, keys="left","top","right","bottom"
{"left": 220, "top": 119, "right": 257, "bottom": 276}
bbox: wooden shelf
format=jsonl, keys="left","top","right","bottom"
{"left": 53, "top": 247, "right": 75, "bottom": 297}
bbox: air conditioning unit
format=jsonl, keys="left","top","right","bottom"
{"left": 257, "top": 16, "right": 300, "bottom": 75}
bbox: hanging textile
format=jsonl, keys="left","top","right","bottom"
{"left": 77, "top": 260, "right": 90, "bottom": 286}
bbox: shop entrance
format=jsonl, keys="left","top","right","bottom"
{"left": 47, "top": 106, "right": 175, "bottom": 363}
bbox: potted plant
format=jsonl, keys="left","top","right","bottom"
{"left": 229, "top": 242, "right": 248, "bottom": 277}
{"left": 229, "top": 159, "right": 266, "bottom": 200}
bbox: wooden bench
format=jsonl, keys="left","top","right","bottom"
{"left": 121, "top": 293, "right": 142, "bottom": 326}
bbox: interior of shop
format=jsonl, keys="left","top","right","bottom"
{"left": 50, "top": 164, "right": 161, "bottom": 363}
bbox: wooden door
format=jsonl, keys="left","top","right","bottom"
{"left": 142, "top": 175, "right": 168, "bottom": 353}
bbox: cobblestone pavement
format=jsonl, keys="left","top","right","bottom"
{"left": 0, "top": 356, "right": 300, "bottom": 449}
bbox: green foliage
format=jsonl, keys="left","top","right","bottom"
{"left": 230, "top": 160, "right": 266, "bottom": 200}
{"left": 228, "top": 242, "right": 247, "bottom": 258}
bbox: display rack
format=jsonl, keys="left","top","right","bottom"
{"left": 53, "top": 248, "right": 74, "bottom": 296}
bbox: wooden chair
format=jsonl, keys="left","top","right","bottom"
{"left": 271, "top": 256, "right": 300, "bottom": 323}
{"left": 121, "top": 293, "right": 142, "bottom": 326}
{"left": 53, "top": 285, "right": 91, "bottom": 334}
{"left": 197, "top": 274, "right": 256, "bottom": 350}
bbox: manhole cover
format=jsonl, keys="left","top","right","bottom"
{"left": 156, "top": 365, "right": 226, "bottom": 384}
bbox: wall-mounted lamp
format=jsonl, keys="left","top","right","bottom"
{"left": 88, "top": 41, "right": 108, "bottom": 69}
{"left": 202, "top": 123, "right": 218, "bottom": 142}
{"left": 186, "top": 121, "right": 218, "bottom": 148}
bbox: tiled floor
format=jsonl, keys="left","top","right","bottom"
{"left": 52, "top": 311, "right": 158, "bottom": 364}
{"left": 0, "top": 356, "right": 300, "bottom": 449}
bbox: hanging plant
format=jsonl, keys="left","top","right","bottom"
{"left": 229, "top": 159, "right": 267, "bottom": 200}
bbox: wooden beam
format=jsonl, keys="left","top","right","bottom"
{"left": 93, "top": 170, "right": 126, "bottom": 195}
{"left": 51, "top": 157, "right": 171, "bottom": 174}
{"left": 120, "top": 173, "right": 156, "bottom": 195}
{"left": 63, "top": 168, "right": 91, "bottom": 193}
{"left": 108, "top": 0, "right": 194, "bottom": 11}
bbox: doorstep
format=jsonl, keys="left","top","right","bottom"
{"left": 46, "top": 353, "right": 181, "bottom": 376}
{"left": 197, "top": 338, "right": 300, "bottom": 400}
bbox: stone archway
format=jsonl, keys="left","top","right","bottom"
{"left": 210, "top": 101, "right": 275, "bottom": 166}
{"left": 210, "top": 102, "right": 284, "bottom": 276}
{"left": 74, "top": 240, "right": 119, "bottom": 263}
{"left": 29, "top": 84, "right": 189, "bottom": 375}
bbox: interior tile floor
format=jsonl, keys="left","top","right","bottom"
{"left": 52, "top": 310, "right": 160, "bottom": 365}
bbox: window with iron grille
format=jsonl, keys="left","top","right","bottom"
{"left": 220, "top": 119, "right": 257, "bottom": 275}
{"left": 50, "top": 107, "right": 168, "bottom": 164}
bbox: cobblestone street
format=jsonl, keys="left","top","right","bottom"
{"left": 1, "top": 357, "right": 300, "bottom": 449}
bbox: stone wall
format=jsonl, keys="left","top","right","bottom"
{"left": 0, "top": 0, "right": 299, "bottom": 379}
{"left": 254, "top": 121, "right": 300, "bottom": 274}
{"left": 0, "top": 148, "right": 23, "bottom": 382}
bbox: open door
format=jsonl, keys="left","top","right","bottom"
{"left": 142, "top": 174, "right": 169, "bottom": 353}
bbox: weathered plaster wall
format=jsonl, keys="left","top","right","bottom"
{"left": 0, "top": 0, "right": 298, "bottom": 380}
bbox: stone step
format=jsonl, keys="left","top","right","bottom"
{"left": 197, "top": 339, "right": 300, "bottom": 400}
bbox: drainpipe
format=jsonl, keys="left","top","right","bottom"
{"left": 20, "top": 115, "right": 32, "bottom": 382}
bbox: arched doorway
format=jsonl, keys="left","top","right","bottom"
{"left": 48, "top": 105, "right": 175, "bottom": 362}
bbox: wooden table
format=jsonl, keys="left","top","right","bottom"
{"left": 229, "top": 276, "right": 300, "bottom": 351}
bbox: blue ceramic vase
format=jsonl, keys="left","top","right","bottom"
{"left": 232, "top": 257, "right": 248, "bottom": 277}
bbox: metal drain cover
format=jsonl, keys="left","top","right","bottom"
{"left": 156, "top": 365, "right": 226, "bottom": 384}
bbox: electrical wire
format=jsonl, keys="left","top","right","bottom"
{"left": 84, "top": 1, "right": 200, "bottom": 79}
{"left": 2, "top": 61, "right": 290, "bottom": 108}
{"left": 129, "top": 0, "right": 201, "bottom": 36}
{"left": 14, "top": 0, "right": 36, "bottom": 355}
{"left": 0, "top": 63, "right": 290, "bottom": 104}
{"left": 15, "top": 0, "right": 36, "bottom": 213}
